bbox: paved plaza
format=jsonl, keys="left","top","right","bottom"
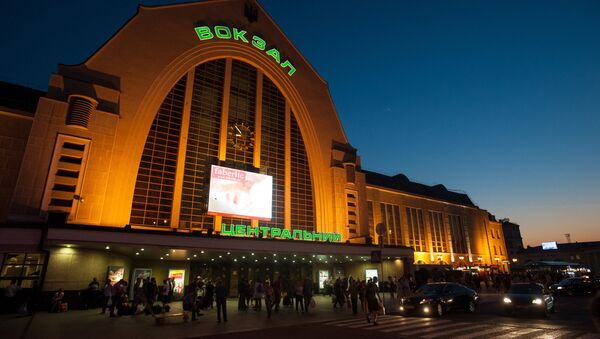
{"left": 1, "top": 295, "right": 400, "bottom": 339}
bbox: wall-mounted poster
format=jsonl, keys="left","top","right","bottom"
{"left": 133, "top": 268, "right": 152, "bottom": 281}
{"left": 168, "top": 269, "right": 185, "bottom": 294}
{"left": 107, "top": 266, "right": 124, "bottom": 285}
{"left": 130, "top": 268, "right": 152, "bottom": 297}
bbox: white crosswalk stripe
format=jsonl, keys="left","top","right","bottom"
{"left": 421, "top": 323, "right": 490, "bottom": 338}
{"left": 533, "top": 330, "right": 583, "bottom": 339}
{"left": 347, "top": 317, "right": 399, "bottom": 328}
{"left": 400, "top": 321, "right": 471, "bottom": 336}
{"left": 492, "top": 327, "right": 546, "bottom": 339}
{"left": 324, "top": 317, "right": 367, "bottom": 325}
{"left": 323, "top": 315, "right": 599, "bottom": 339}
{"left": 364, "top": 317, "right": 427, "bottom": 330}
{"left": 381, "top": 319, "right": 451, "bottom": 332}
{"left": 453, "top": 326, "right": 515, "bottom": 339}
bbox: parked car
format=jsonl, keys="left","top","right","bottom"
{"left": 399, "top": 282, "right": 478, "bottom": 317}
{"left": 549, "top": 277, "right": 596, "bottom": 296}
{"left": 503, "top": 282, "right": 555, "bottom": 317}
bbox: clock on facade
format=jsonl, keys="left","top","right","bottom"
{"left": 227, "top": 122, "right": 254, "bottom": 151}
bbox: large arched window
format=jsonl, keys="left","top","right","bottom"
{"left": 130, "top": 59, "right": 314, "bottom": 232}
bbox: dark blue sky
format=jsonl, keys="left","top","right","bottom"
{"left": 1, "top": 0, "right": 599, "bottom": 246}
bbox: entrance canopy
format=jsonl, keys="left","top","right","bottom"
{"left": 2, "top": 225, "right": 414, "bottom": 263}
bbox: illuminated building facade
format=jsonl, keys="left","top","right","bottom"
{"left": 0, "top": 0, "right": 507, "bottom": 292}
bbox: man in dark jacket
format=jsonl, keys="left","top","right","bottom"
{"left": 215, "top": 280, "right": 227, "bottom": 323}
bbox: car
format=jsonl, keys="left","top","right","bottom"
{"left": 399, "top": 282, "right": 478, "bottom": 317}
{"left": 503, "top": 282, "right": 555, "bottom": 317}
{"left": 549, "top": 277, "right": 596, "bottom": 296}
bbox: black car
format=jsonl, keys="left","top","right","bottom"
{"left": 399, "top": 282, "right": 478, "bottom": 317}
{"left": 503, "top": 282, "right": 555, "bottom": 317}
{"left": 549, "top": 277, "right": 596, "bottom": 296}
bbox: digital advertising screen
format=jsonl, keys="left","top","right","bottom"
{"left": 208, "top": 165, "right": 273, "bottom": 220}
{"left": 542, "top": 241, "right": 558, "bottom": 250}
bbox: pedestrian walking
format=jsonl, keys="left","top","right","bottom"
{"left": 366, "top": 277, "right": 381, "bottom": 325}
{"left": 349, "top": 278, "right": 359, "bottom": 315}
{"left": 238, "top": 277, "right": 247, "bottom": 311}
{"left": 101, "top": 279, "right": 113, "bottom": 316}
{"left": 303, "top": 278, "right": 313, "bottom": 313}
{"left": 264, "top": 280, "right": 275, "bottom": 319}
{"left": 215, "top": 280, "right": 228, "bottom": 323}
{"left": 294, "top": 279, "right": 304, "bottom": 313}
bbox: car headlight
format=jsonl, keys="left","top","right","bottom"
{"left": 557, "top": 286, "right": 563, "bottom": 290}
{"left": 423, "top": 306, "right": 430, "bottom": 313}
{"left": 532, "top": 298, "right": 543, "bottom": 305}
{"left": 420, "top": 298, "right": 433, "bottom": 304}
{"left": 399, "top": 306, "right": 405, "bottom": 311}
{"left": 503, "top": 297, "right": 512, "bottom": 304}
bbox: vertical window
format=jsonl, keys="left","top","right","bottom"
{"left": 367, "top": 201, "right": 374, "bottom": 239}
{"left": 346, "top": 192, "right": 358, "bottom": 235}
{"left": 406, "top": 207, "right": 426, "bottom": 251}
{"left": 448, "top": 214, "right": 467, "bottom": 253}
{"left": 290, "top": 112, "right": 314, "bottom": 231}
{"left": 378, "top": 203, "right": 401, "bottom": 246}
{"left": 131, "top": 75, "right": 186, "bottom": 227}
{"left": 428, "top": 211, "right": 446, "bottom": 252}
{"left": 179, "top": 60, "right": 225, "bottom": 230}
{"left": 259, "top": 77, "right": 285, "bottom": 229}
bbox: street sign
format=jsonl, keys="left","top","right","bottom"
{"left": 371, "top": 250, "right": 382, "bottom": 263}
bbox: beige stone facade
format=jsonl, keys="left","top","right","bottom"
{"left": 1, "top": 0, "right": 508, "bottom": 293}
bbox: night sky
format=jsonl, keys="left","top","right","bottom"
{"left": 1, "top": 0, "right": 599, "bottom": 247}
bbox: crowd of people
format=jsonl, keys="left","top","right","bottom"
{"left": 3, "top": 268, "right": 598, "bottom": 330}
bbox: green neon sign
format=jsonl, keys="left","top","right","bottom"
{"left": 221, "top": 224, "right": 342, "bottom": 242}
{"left": 194, "top": 26, "right": 296, "bottom": 77}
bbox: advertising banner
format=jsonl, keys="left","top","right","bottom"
{"left": 168, "top": 269, "right": 185, "bottom": 294}
{"left": 107, "top": 266, "right": 124, "bottom": 285}
{"left": 208, "top": 165, "right": 272, "bottom": 220}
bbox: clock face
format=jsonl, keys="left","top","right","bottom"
{"left": 227, "top": 122, "right": 254, "bottom": 151}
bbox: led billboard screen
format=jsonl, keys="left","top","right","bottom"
{"left": 542, "top": 241, "right": 558, "bottom": 250}
{"left": 208, "top": 165, "right": 272, "bottom": 220}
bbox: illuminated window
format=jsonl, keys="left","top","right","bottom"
{"left": 1, "top": 253, "right": 46, "bottom": 288}
{"left": 179, "top": 60, "right": 225, "bottom": 229}
{"left": 428, "top": 211, "right": 446, "bottom": 252}
{"left": 130, "top": 75, "right": 186, "bottom": 227}
{"left": 406, "top": 207, "right": 426, "bottom": 251}
{"left": 448, "top": 214, "right": 467, "bottom": 254}
{"left": 378, "top": 203, "right": 401, "bottom": 246}
{"left": 259, "top": 77, "right": 285, "bottom": 229}
{"left": 130, "top": 59, "right": 314, "bottom": 232}
{"left": 290, "top": 112, "right": 314, "bottom": 231}
{"left": 367, "top": 201, "right": 374, "bottom": 239}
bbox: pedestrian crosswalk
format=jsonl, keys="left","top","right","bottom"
{"left": 323, "top": 315, "right": 600, "bottom": 338}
